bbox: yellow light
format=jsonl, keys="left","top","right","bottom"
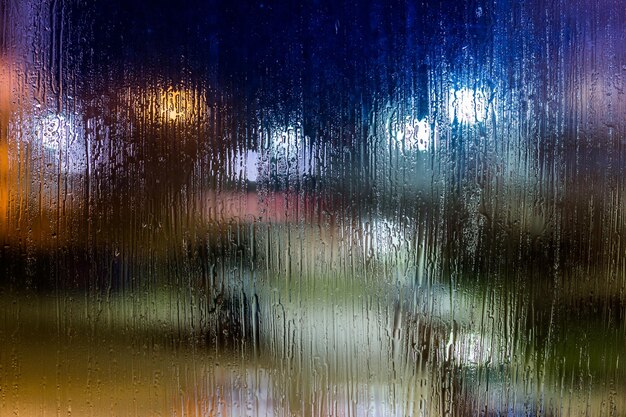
{"left": 123, "top": 84, "right": 209, "bottom": 128}
{"left": 159, "top": 87, "right": 203, "bottom": 122}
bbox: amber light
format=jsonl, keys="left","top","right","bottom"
{"left": 0, "top": 57, "right": 10, "bottom": 229}
{"left": 158, "top": 86, "right": 207, "bottom": 123}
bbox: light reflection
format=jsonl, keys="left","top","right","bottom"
{"left": 387, "top": 111, "right": 434, "bottom": 153}
{"left": 0, "top": 58, "right": 9, "bottom": 221}
{"left": 35, "top": 112, "right": 86, "bottom": 175}
{"left": 37, "top": 113, "right": 72, "bottom": 151}
{"left": 0, "top": 60, "right": 9, "bottom": 114}
{"left": 448, "top": 87, "right": 488, "bottom": 124}
{"left": 124, "top": 85, "right": 209, "bottom": 126}
{"left": 395, "top": 117, "right": 432, "bottom": 152}
{"left": 232, "top": 148, "right": 259, "bottom": 182}
{"left": 455, "top": 332, "right": 492, "bottom": 365}
{"left": 159, "top": 86, "right": 203, "bottom": 122}
{"left": 269, "top": 125, "right": 301, "bottom": 157}
{"left": 259, "top": 123, "right": 319, "bottom": 181}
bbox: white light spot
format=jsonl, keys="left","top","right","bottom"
{"left": 395, "top": 117, "right": 431, "bottom": 152}
{"left": 232, "top": 149, "right": 259, "bottom": 182}
{"left": 36, "top": 113, "right": 86, "bottom": 174}
{"left": 37, "top": 114, "right": 72, "bottom": 151}
{"left": 411, "top": 119, "right": 431, "bottom": 151}
{"left": 271, "top": 125, "right": 300, "bottom": 156}
{"left": 448, "top": 87, "right": 488, "bottom": 124}
{"left": 455, "top": 332, "right": 492, "bottom": 365}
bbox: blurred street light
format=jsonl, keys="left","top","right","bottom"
{"left": 448, "top": 87, "right": 489, "bottom": 124}
{"left": 35, "top": 112, "right": 87, "bottom": 175}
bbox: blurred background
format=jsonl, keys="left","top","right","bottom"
{"left": 0, "top": 0, "right": 624, "bottom": 415}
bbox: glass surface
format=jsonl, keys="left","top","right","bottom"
{"left": 0, "top": 0, "right": 624, "bottom": 415}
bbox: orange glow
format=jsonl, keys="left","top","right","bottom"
{"left": 0, "top": 143, "right": 7, "bottom": 230}
{"left": 159, "top": 86, "right": 206, "bottom": 122}
{"left": 0, "top": 56, "right": 10, "bottom": 230}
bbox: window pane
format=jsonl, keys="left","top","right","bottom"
{"left": 0, "top": 0, "right": 624, "bottom": 415}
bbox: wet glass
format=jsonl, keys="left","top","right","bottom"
{"left": 0, "top": 0, "right": 624, "bottom": 415}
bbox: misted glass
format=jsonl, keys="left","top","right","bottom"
{"left": 0, "top": 0, "right": 624, "bottom": 415}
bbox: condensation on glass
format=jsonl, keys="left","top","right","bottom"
{"left": 0, "top": 0, "right": 624, "bottom": 415}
